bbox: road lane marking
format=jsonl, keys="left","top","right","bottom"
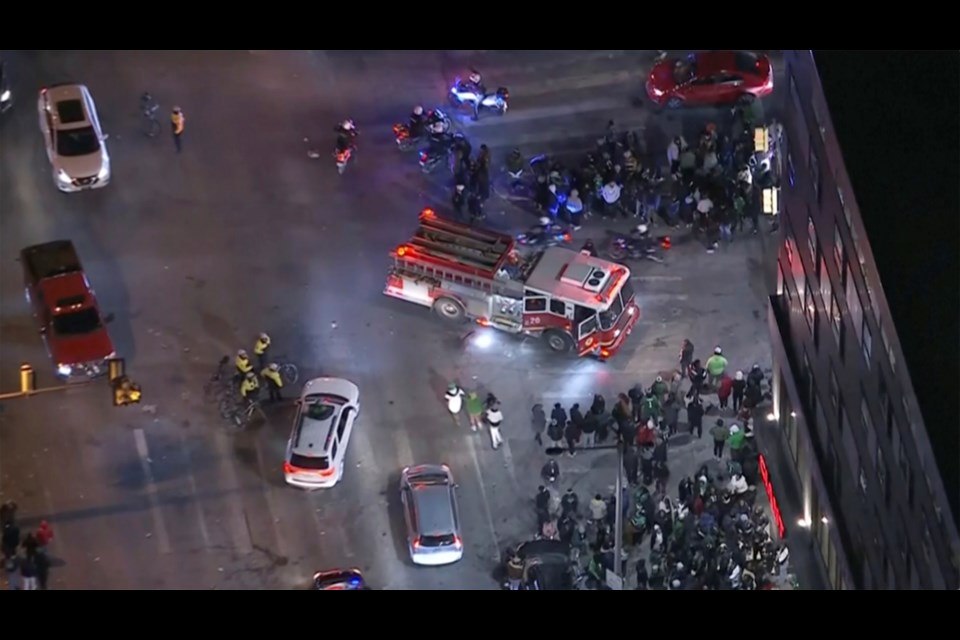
{"left": 133, "top": 429, "right": 172, "bottom": 555}
{"left": 180, "top": 435, "right": 212, "bottom": 550}
{"left": 252, "top": 437, "right": 292, "bottom": 561}
{"left": 465, "top": 435, "right": 502, "bottom": 564}
{"left": 210, "top": 432, "right": 253, "bottom": 555}
{"left": 392, "top": 429, "right": 416, "bottom": 468}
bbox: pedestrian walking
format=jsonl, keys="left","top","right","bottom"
{"left": 548, "top": 403, "right": 567, "bottom": 448}
{"left": 34, "top": 550, "right": 50, "bottom": 590}
{"left": 445, "top": 383, "right": 465, "bottom": 427}
{"left": 564, "top": 417, "right": 580, "bottom": 457}
{"left": 732, "top": 371, "right": 746, "bottom": 412}
{"left": 465, "top": 392, "right": 484, "bottom": 432}
{"left": 705, "top": 347, "right": 728, "bottom": 387}
{"left": 531, "top": 403, "right": 546, "bottom": 446}
{"left": 662, "top": 393, "right": 680, "bottom": 436}
{"left": 679, "top": 338, "right": 695, "bottom": 376}
{"left": 535, "top": 485, "right": 552, "bottom": 526}
{"left": 35, "top": 520, "right": 53, "bottom": 551}
{"left": 717, "top": 373, "right": 733, "bottom": 410}
{"left": 22, "top": 533, "right": 38, "bottom": 557}
{"left": 1, "top": 520, "right": 20, "bottom": 559}
{"left": 485, "top": 402, "right": 503, "bottom": 449}
{"left": 560, "top": 488, "right": 579, "bottom": 518}
{"left": 589, "top": 494, "right": 607, "bottom": 525}
{"left": 0, "top": 501, "right": 16, "bottom": 528}
{"left": 580, "top": 410, "right": 598, "bottom": 448}
{"left": 711, "top": 419, "right": 729, "bottom": 459}
{"left": 19, "top": 554, "right": 37, "bottom": 590}
{"left": 171, "top": 106, "right": 185, "bottom": 153}
{"left": 668, "top": 372, "right": 683, "bottom": 400}
{"left": 686, "top": 396, "right": 705, "bottom": 438}
{"left": 4, "top": 555, "right": 20, "bottom": 590}
{"left": 623, "top": 445, "right": 639, "bottom": 485}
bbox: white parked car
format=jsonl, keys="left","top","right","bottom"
{"left": 37, "top": 83, "right": 110, "bottom": 192}
{"left": 400, "top": 464, "right": 464, "bottom": 566}
{"left": 283, "top": 377, "right": 360, "bottom": 490}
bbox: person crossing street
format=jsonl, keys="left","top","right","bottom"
{"left": 171, "top": 106, "right": 185, "bottom": 153}
{"left": 486, "top": 400, "right": 504, "bottom": 449}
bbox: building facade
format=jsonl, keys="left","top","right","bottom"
{"left": 767, "top": 50, "right": 960, "bottom": 590}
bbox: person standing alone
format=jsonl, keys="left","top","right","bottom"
{"left": 171, "top": 106, "right": 185, "bottom": 153}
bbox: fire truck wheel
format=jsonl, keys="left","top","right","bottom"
{"left": 544, "top": 330, "right": 574, "bottom": 354}
{"left": 433, "top": 296, "right": 466, "bottom": 322}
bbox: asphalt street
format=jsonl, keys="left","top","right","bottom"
{"left": 0, "top": 50, "right": 782, "bottom": 589}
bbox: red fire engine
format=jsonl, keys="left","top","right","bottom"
{"left": 384, "top": 210, "right": 640, "bottom": 359}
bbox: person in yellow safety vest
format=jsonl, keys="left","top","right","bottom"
{"left": 261, "top": 363, "right": 283, "bottom": 402}
{"left": 171, "top": 106, "right": 185, "bottom": 153}
{"left": 235, "top": 349, "right": 253, "bottom": 382}
{"left": 253, "top": 332, "right": 271, "bottom": 369}
{"left": 240, "top": 371, "right": 260, "bottom": 401}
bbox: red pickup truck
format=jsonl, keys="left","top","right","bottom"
{"left": 21, "top": 240, "right": 115, "bottom": 379}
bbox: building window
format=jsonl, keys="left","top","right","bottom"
{"left": 807, "top": 213, "right": 818, "bottom": 268}
{"left": 804, "top": 278, "right": 816, "bottom": 330}
{"left": 777, "top": 260, "right": 785, "bottom": 296}
{"left": 834, "top": 221, "right": 845, "bottom": 274}
{"left": 839, "top": 405, "right": 848, "bottom": 435}
{"left": 802, "top": 348, "right": 813, "bottom": 405}
{"left": 830, "top": 292, "right": 843, "bottom": 347}
{"left": 809, "top": 143, "right": 821, "bottom": 203}
{"left": 829, "top": 365, "right": 839, "bottom": 412}
{"left": 861, "top": 395, "right": 873, "bottom": 432}
{"left": 813, "top": 307, "right": 821, "bottom": 350}
{"left": 907, "top": 470, "right": 915, "bottom": 507}
{"left": 787, "top": 151, "right": 796, "bottom": 187}
{"left": 898, "top": 436, "right": 909, "bottom": 480}
{"left": 819, "top": 255, "right": 831, "bottom": 306}
{"left": 876, "top": 445, "right": 890, "bottom": 505}
{"left": 862, "top": 317, "right": 873, "bottom": 367}
{"left": 838, "top": 186, "right": 851, "bottom": 227}
{"left": 879, "top": 376, "right": 890, "bottom": 436}
{"left": 858, "top": 462, "right": 868, "bottom": 497}
{"left": 922, "top": 520, "right": 933, "bottom": 564}
{"left": 880, "top": 322, "right": 896, "bottom": 373}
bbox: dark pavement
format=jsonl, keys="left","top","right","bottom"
{"left": 0, "top": 49, "right": 785, "bottom": 589}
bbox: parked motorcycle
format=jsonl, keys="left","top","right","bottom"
{"left": 393, "top": 109, "right": 453, "bottom": 151}
{"left": 448, "top": 78, "right": 509, "bottom": 116}
{"left": 516, "top": 222, "right": 573, "bottom": 248}
{"left": 606, "top": 233, "right": 665, "bottom": 263}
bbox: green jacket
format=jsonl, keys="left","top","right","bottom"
{"left": 729, "top": 430, "right": 746, "bottom": 450}
{"left": 651, "top": 380, "right": 668, "bottom": 398}
{"left": 705, "top": 354, "right": 728, "bottom": 377}
{"left": 641, "top": 396, "right": 661, "bottom": 419}
{"left": 465, "top": 394, "right": 483, "bottom": 417}
{"left": 711, "top": 424, "right": 729, "bottom": 442}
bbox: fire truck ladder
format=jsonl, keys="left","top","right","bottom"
{"left": 406, "top": 211, "right": 515, "bottom": 279}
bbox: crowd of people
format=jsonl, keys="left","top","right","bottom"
{"left": 518, "top": 338, "right": 790, "bottom": 590}
{"left": 2, "top": 501, "right": 54, "bottom": 590}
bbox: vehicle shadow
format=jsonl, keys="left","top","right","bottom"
{"left": 384, "top": 470, "right": 415, "bottom": 566}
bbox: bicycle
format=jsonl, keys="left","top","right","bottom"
{"left": 224, "top": 396, "right": 265, "bottom": 430}
{"left": 272, "top": 357, "right": 299, "bottom": 385}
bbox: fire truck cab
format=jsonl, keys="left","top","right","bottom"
{"left": 384, "top": 210, "right": 639, "bottom": 359}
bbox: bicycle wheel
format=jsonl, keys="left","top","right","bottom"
{"left": 219, "top": 397, "right": 236, "bottom": 420}
{"left": 279, "top": 363, "right": 299, "bottom": 385}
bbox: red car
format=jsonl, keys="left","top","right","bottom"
{"left": 646, "top": 51, "right": 773, "bottom": 108}
{"left": 21, "top": 240, "right": 115, "bottom": 380}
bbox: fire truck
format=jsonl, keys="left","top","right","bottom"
{"left": 384, "top": 210, "right": 640, "bottom": 359}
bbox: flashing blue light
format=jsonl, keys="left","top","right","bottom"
{"left": 348, "top": 576, "right": 362, "bottom": 587}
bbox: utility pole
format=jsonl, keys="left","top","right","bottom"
{"left": 546, "top": 433, "right": 627, "bottom": 588}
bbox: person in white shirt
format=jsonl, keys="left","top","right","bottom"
{"left": 445, "top": 383, "right": 465, "bottom": 427}
{"left": 666, "top": 136, "right": 687, "bottom": 174}
{"left": 486, "top": 402, "right": 504, "bottom": 449}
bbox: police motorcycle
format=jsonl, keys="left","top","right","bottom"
{"left": 393, "top": 106, "right": 453, "bottom": 152}
{"left": 334, "top": 119, "right": 358, "bottom": 175}
{"left": 449, "top": 72, "right": 509, "bottom": 118}
{"left": 516, "top": 217, "right": 573, "bottom": 248}
{"left": 418, "top": 131, "right": 467, "bottom": 174}
{"left": 606, "top": 225, "right": 665, "bottom": 263}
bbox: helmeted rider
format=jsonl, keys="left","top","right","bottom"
{"left": 466, "top": 71, "right": 486, "bottom": 120}
{"left": 335, "top": 119, "right": 357, "bottom": 152}
{"left": 631, "top": 224, "right": 655, "bottom": 253}
{"left": 140, "top": 92, "right": 158, "bottom": 116}
{"left": 425, "top": 109, "right": 448, "bottom": 136}
{"left": 408, "top": 105, "right": 427, "bottom": 139}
